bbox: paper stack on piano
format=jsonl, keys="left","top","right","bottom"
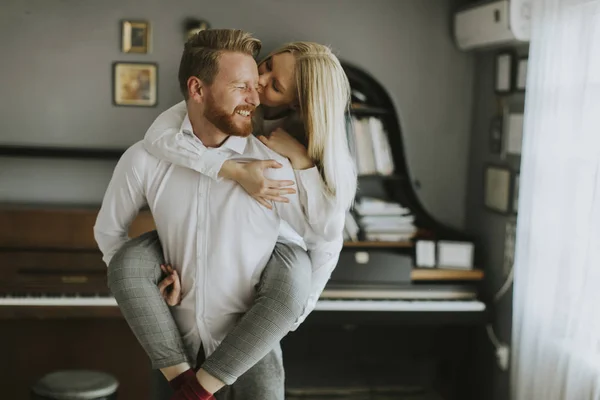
{"left": 354, "top": 197, "right": 417, "bottom": 241}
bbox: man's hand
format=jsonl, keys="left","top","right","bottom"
{"left": 158, "top": 264, "right": 182, "bottom": 306}
{"left": 221, "top": 159, "right": 297, "bottom": 210}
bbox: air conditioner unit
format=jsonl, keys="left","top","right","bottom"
{"left": 454, "top": 0, "right": 531, "bottom": 51}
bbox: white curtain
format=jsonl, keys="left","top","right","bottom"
{"left": 511, "top": 0, "right": 600, "bottom": 399}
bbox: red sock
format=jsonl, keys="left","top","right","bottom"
{"left": 169, "top": 369, "right": 196, "bottom": 392}
{"left": 169, "top": 377, "right": 214, "bottom": 400}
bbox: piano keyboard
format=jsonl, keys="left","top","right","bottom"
{"left": 0, "top": 295, "right": 485, "bottom": 312}
{"left": 315, "top": 299, "right": 485, "bottom": 312}
{"left": 0, "top": 296, "right": 118, "bottom": 307}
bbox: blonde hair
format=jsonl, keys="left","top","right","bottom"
{"left": 263, "top": 42, "right": 358, "bottom": 211}
{"left": 178, "top": 29, "right": 262, "bottom": 99}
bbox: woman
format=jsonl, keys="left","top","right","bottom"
{"left": 108, "top": 40, "right": 357, "bottom": 400}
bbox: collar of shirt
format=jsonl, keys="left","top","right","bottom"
{"left": 181, "top": 113, "right": 248, "bottom": 155}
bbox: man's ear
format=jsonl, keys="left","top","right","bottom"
{"left": 187, "top": 76, "right": 204, "bottom": 103}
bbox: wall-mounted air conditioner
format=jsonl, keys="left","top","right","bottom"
{"left": 454, "top": 0, "right": 531, "bottom": 51}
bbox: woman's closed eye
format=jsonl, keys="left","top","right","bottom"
{"left": 272, "top": 80, "right": 281, "bottom": 93}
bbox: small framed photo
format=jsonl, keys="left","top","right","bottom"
{"left": 512, "top": 172, "right": 520, "bottom": 214}
{"left": 113, "top": 62, "right": 157, "bottom": 107}
{"left": 505, "top": 113, "right": 524, "bottom": 156}
{"left": 484, "top": 165, "right": 512, "bottom": 214}
{"left": 516, "top": 58, "right": 528, "bottom": 91}
{"left": 122, "top": 20, "right": 150, "bottom": 53}
{"left": 184, "top": 18, "right": 210, "bottom": 41}
{"left": 495, "top": 52, "right": 514, "bottom": 94}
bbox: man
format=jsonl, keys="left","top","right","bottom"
{"left": 94, "top": 29, "right": 316, "bottom": 400}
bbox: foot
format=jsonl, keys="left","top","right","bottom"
{"left": 168, "top": 377, "right": 215, "bottom": 400}
{"left": 169, "top": 369, "right": 196, "bottom": 392}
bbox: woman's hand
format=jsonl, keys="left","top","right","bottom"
{"left": 258, "top": 128, "right": 314, "bottom": 170}
{"left": 158, "top": 264, "right": 181, "bottom": 306}
{"left": 220, "top": 159, "right": 297, "bottom": 210}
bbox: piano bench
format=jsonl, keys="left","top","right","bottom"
{"left": 31, "top": 370, "right": 119, "bottom": 400}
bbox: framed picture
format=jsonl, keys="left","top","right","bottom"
{"left": 184, "top": 18, "right": 210, "bottom": 41}
{"left": 113, "top": 62, "right": 157, "bottom": 107}
{"left": 484, "top": 165, "right": 512, "bottom": 213}
{"left": 512, "top": 172, "right": 520, "bottom": 214}
{"left": 516, "top": 57, "right": 528, "bottom": 91}
{"left": 506, "top": 113, "right": 524, "bottom": 155}
{"left": 122, "top": 20, "right": 150, "bottom": 53}
{"left": 495, "top": 52, "right": 514, "bottom": 94}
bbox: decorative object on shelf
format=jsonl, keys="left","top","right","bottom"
{"left": 516, "top": 57, "right": 528, "bottom": 91}
{"left": 484, "top": 165, "right": 512, "bottom": 213}
{"left": 495, "top": 52, "right": 514, "bottom": 94}
{"left": 512, "top": 172, "right": 520, "bottom": 214}
{"left": 121, "top": 20, "right": 150, "bottom": 53}
{"left": 113, "top": 62, "right": 157, "bottom": 107}
{"left": 415, "top": 240, "right": 436, "bottom": 268}
{"left": 184, "top": 18, "right": 210, "bottom": 41}
{"left": 489, "top": 115, "right": 504, "bottom": 155}
{"left": 505, "top": 112, "right": 524, "bottom": 155}
{"left": 437, "top": 240, "right": 475, "bottom": 270}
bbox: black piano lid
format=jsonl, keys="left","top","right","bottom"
{"left": 341, "top": 61, "right": 472, "bottom": 243}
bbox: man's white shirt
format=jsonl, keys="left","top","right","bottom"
{"left": 95, "top": 113, "right": 345, "bottom": 363}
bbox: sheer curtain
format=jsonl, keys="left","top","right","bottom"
{"left": 511, "top": 0, "right": 600, "bottom": 399}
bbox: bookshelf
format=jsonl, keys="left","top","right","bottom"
{"left": 341, "top": 61, "right": 476, "bottom": 267}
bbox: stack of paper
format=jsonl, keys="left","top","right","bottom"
{"left": 354, "top": 197, "right": 417, "bottom": 241}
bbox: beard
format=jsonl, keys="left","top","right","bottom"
{"left": 204, "top": 94, "right": 254, "bottom": 137}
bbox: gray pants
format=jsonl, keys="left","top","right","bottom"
{"left": 108, "top": 231, "right": 311, "bottom": 398}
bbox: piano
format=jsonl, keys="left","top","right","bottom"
{"left": 0, "top": 207, "right": 484, "bottom": 322}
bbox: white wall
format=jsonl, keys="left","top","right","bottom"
{"left": 0, "top": 0, "right": 473, "bottom": 227}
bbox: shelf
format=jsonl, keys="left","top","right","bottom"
{"left": 350, "top": 104, "right": 390, "bottom": 116}
{"left": 357, "top": 173, "right": 404, "bottom": 180}
{"left": 0, "top": 145, "right": 125, "bottom": 160}
{"left": 411, "top": 268, "right": 484, "bottom": 281}
{"left": 344, "top": 241, "right": 413, "bottom": 248}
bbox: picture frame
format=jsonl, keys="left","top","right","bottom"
{"left": 516, "top": 57, "right": 528, "bottom": 91}
{"left": 484, "top": 165, "right": 512, "bottom": 214}
{"left": 495, "top": 52, "right": 514, "bottom": 94}
{"left": 184, "top": 18, "right": 210, "bottom": 41}
{"left": 505, "top": 113, "right": 524, "bottom": 156}
{"left": 113, "top": 62, "right": 158, "bottom": 107}
{"left": 512, "top": 172, "right": 520, "bottom": 214}
{"left": 122, "top": 20, "right": 150, "bottom": 53}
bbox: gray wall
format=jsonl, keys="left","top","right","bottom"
{"left": 465, "top": 46, "right": 528, "bottom": 400}
{"left": 0, "top": 0, "right": 473, "bottom": 227}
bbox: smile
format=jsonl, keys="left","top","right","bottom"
{"left": 236, "top": 110, "right": 251, "bottom": 117}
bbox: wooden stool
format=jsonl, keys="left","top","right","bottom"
{"left": 31, "top": 370, "right": 119, "bottom": 400}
